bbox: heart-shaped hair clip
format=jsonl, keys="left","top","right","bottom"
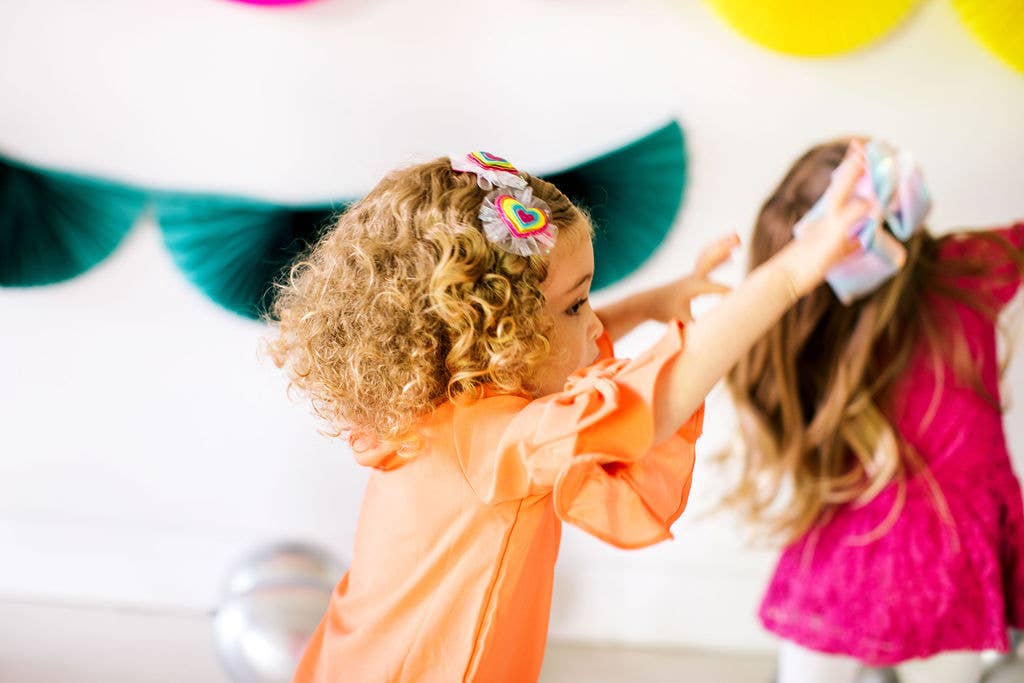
{"left": 450, "top": 151, "right": 527, "bottom": 191}
{"left": 451, "top": 151, "right": 557, "bottom": 256}
{"left": 479, "top": 186, "right": 557, "bottom": 257}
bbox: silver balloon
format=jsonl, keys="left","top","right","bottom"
{"left": 213, "top": 542, "right": 344, "bottom": 683}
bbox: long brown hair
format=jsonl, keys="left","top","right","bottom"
{"left": 726, "top": 140, "right": 1022, "bottom": 543}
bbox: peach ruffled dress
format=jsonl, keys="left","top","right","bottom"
{"left": 293, "top": 320, "right": 703, "bottom": 682}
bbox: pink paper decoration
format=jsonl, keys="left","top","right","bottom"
{"left": 227, "top": 0, "right": 316, "bottom": 7}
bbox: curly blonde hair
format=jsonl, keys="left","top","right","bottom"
{"left": 267, "top": 157, "right": 590, "bottom": 447}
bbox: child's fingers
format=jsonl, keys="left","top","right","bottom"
{"left": 839, "top": 233, "right": 864, "bottom": 261}
{"left": 836, "top": 196, "right": 874, "bottom": 234}
{"left": 827, "top": 146, "right": 867, "bottom": 214}
{"left": 687, "top": 280, "right": 732, "bottom": 297}
{"left": 696, "top": 233, "right": 741, "bottom": 276}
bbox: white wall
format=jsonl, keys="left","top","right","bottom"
{"left": 1, "top": 0, "right": 1022, "bottom": 654}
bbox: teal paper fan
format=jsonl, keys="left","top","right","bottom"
{"left": 2, "top": 121, "right": 688, "bottom": 317}
{"left": 544, "top": 121, "right": 687, "bottom": 291}
{"left": 156, "top": 194, "right": 343, "bottom": 319}
{"left": 0, "top": 158, "right": 147, "bottom": 286}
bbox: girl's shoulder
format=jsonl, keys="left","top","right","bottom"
{"left": 935, "top": 221, "right": 1024, "bottom": 305}
{"left": 450, "top": 389, "right": 532, "bottom": 444}
{"left": 938, "top": 221, "right": 1024, "bottom": 259}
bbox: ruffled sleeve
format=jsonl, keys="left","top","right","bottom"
{"left": 453, "top": 320, "right": 704, "bottom": 549}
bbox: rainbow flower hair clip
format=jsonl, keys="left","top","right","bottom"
{"left": 450, "top": 151, "right": 557, "bottom": 257}
{"left": 794, "top": 139, "right": 931, "bottom": 305}
{"left": 479, "top": 185, "right": 557, "bottom": 257}
{"left": 450, "top": 151, "right": 527, "bottom": 191}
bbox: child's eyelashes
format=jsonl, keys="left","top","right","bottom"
{"left": 565, "top": 297, "right": 589, "bottom": 316}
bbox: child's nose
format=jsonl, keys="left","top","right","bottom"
{"left": 589, "top": 311, "right": 604, "bottom": 341}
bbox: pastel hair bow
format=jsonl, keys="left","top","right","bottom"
{"left": 794, "top": 139, "right": 931, "bottom": 304}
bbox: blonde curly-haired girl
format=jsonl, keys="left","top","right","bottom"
{"left": 269, "top": 147, "right": 871, "bottom": 683}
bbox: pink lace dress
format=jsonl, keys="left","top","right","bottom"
{"left": 760, "top": 223, "right": 1024, "bottom": 665}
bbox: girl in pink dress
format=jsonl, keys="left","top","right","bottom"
{"left": 727, "top": 138, "right": 1024, "bottom": 683}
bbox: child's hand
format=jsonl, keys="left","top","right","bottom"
{"left": 647, "top": 233, "right": 739, "bottom": 323}
{"left": 779, "top": 140, "right": 879, "bottom": 296}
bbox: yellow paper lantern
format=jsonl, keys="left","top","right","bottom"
{"left": 704, "top": 0, "right": 922, "bottom": 57}
{"left": 953, "top": 0, "right": 1024, "bottom": 74}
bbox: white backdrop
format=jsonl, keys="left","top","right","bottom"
{"left": 1, "top": 0, "right": 1022, "bottom": 653}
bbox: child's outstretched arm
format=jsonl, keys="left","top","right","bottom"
{"left": 595, "top": 233, "right": 739, "bottom": 341}
{"left": 651, "top": 142, "right": 875, "bottom": 444}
